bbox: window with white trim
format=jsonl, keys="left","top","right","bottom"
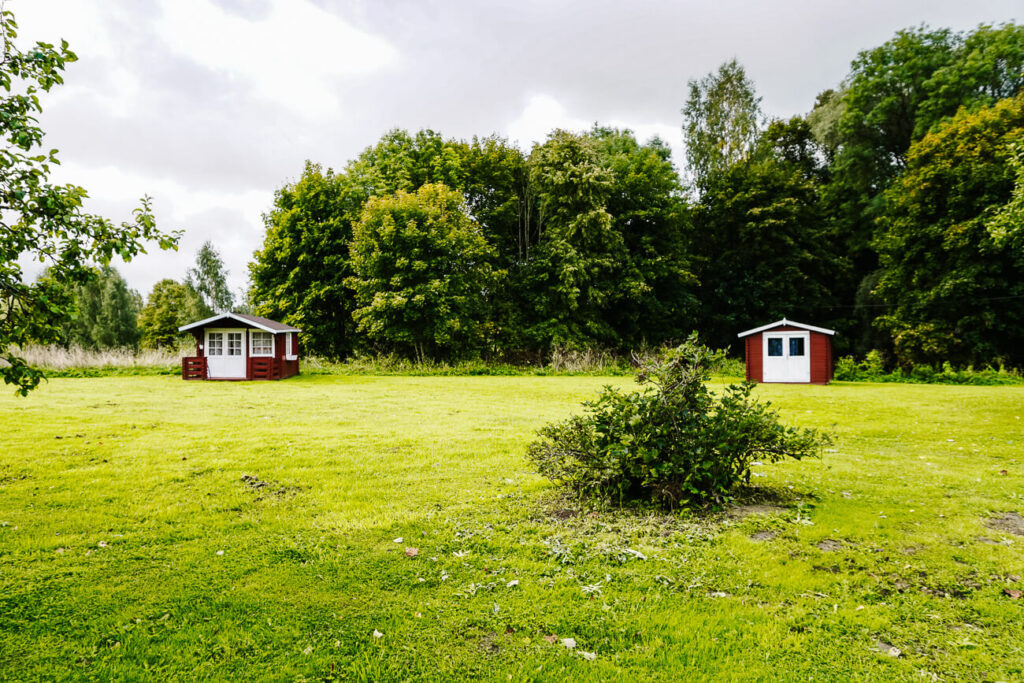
{"left": 227, "top": 332, "right": 243, "bottom": 356}
{"left": 250, "top": 331, "right": 274, "bottom": 356}
{"left": 207, "top": 332, "right": 223, "bottom": 356}
{"left": 286, "top": 333, "right": 296, "bottom": 360}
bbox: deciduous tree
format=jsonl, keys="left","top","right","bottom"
{"left": 186, "top": 241, "right": 233, "bottom": 315}
{"left": 57, "top": 266, "right": 141, "bottom": 350}
{"left": 874, "top": 95, "right": 1024, "bottom": 367}
{"left": 0, "top": 8, "right": 178, "bottom": 393}
{"left": 346, "top": 184, "right": 499, "bottom": 361}
{"left": 682, "top": 59, "right": 762, "bottom": 192}
{"left": 137, "top": 279, "right": 204, "bottom": 350}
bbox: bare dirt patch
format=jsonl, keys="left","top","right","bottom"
{"left": 727, "top": 504, "right": 787, "bottom": 519}
{"left": 816, "top": 539, "right": 844, "bottom": 552}
{"left": 986, "top": 512, "right": 1024, "bottom": 536}
{"left": 750, "top": 530, "right": 777, "bottom": 542}
{"left": 240, "top": 474, "right": 301, "bottom": 500}
{"left": 479, "top": 631, "right": 501, "bottom": 655}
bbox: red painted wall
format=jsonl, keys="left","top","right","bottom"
{"left": 745, "top": 333, "right": 763, "bottom": 382}
{"left": 743, "top": 327, "right": 833, "bottom": 384}
{"left": 808, "top": 332, "right": 833, "bottom": 384}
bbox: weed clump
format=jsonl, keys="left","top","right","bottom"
{"left": 527, "top": 334, "right": 829, "bottom": 508}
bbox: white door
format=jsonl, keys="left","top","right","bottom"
{"left": 205, "top": 329, "right": 246, "bottom": 379}
{"left": 762, "top": 332, "right": 810, "bottom": 383}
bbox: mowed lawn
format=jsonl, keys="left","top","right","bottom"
{"left": 1, "top": 375, "right": 1022, "bottom": 681}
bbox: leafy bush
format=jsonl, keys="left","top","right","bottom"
{"left": 833, "top": 351, "right": 1023, "bottom": 385}
{"left": 527, "top": 335, "right": 828, "bottom": 508}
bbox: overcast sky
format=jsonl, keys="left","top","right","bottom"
{"left": 14, "top": 0, "right": 1021, "bottom": 298}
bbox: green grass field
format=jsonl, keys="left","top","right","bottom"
{"left": 1, "top": 375, "right": 1022, "bottom": 681}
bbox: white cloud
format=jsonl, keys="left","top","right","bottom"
{"left": 504, "top": 94, "right": 685, "bottom": 172}
{"left": 505, "top": 94, "right": 591, "bottom": 149}
{"left": 19, "top": 160, "right": 271, "bottom": 296}
{"left": 157, "top": 0, "right": 400, "bottom": 118}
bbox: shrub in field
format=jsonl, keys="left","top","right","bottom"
{"left": 528, "top": 335, "right": 828, "bottom": 508}
{"left": 833, "top": 351, "right": 1023, "bottom": 385}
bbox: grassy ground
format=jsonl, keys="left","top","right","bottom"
{"left": 0, "top": 375, "right": 1021, "bottom": 681}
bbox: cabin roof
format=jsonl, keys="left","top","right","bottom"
{"left": 178, "top": 312, "right": 301, "bottom": 334}
{"left": 737, "top": 318, "right": 835, "bottom": 338}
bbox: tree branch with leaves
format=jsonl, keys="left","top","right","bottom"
{"left": 0, "top": 6, "right": 180, "bottom": 394}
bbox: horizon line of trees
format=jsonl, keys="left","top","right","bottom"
{"left": 36, "top": 241, "right": 242, "bottom": 351}
{"left": 246, "top": 21, "right": 1024, "bottom": 369}
{"left": 43, "top": 21, "right": 1024, "bottom": 371}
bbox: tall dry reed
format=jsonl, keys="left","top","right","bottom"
{"left": 8, "top": 344, "right": 188, "bottom": 369}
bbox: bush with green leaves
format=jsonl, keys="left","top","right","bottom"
{"left": 528, "top": 335, "right": 828, "bottom": 508}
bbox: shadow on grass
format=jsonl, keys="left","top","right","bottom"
{"left": 532, "top": 484, "right": 818, "bottom": 538}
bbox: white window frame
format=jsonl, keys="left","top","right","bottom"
{"left": 285, "top": 333, "right": 297, "bottom": 361}
{"left": 250, "top": 331, "right": 274, "bottom": 357}
{"left": 207, "top": 331, "right": 224, "bottom": 356}
{"left": 226, "top": 331, "right": 243, "bottom": 357}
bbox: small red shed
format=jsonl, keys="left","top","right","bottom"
{"left": 178, "top": 313, "right": 301, "bottom": 381}
{"left": 737, "top": 318, "right": 835, "bottom": 384}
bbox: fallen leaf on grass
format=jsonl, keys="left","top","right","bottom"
{"left": 404, "top": 547, "right": 418, "bottom": 557}
{"left": 373, "top": 630, "right": 383, "bottom": 638}
{"left": 543, "top": 635, "right": 558, "bottom": 644}
{"left": 876, "top": 641, "right": 901, "bottom": 657}
{"left": 302, "top": 645, "right": 313, "bottom": 655}
{"left": 504, "top": 626, "right": 515, "bottom": 635}
{"left": 393, "top": 537, "right": 403, "bottom": 544}
{"left": 97, "top": 541, "right": 108, "bottom": 548}
{"left": 1004, "top": 588, "right": 1022, "bottom": 599}
{"left": 560, "top": 638, "right": 576, "bottom": 649}
{"left": 580, "top": 651, "right": 597, "bottom": 661}
{"left": 507, "top": 579, "right": 519, "bottom": 588}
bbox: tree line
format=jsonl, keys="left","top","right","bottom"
{"left": 247, "top": 22, "right": 1024, "bottom": 369}
{"left": 38, "top": 241, "right": 238, "bottom": 351}
{"left": 39, "top": 22, "right": 1024, "bottom": 370}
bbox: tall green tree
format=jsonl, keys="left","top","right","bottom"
{"left": 346, "top": 184, "right": 499, "bottom": 361}
{"left": 874, "top": 94, "right": 1024, "bottom": 368}
{"left": 137, "top": 279, "right": 204, "bottom": 350}
{"left": 689, "top": 118, "right": 842, "bottom": 350}
{"left": 58, "top": 266, "right": 141, "bottom": 349}
{"left": 0, "top": 8, "right": 178, "bottom": 393}
{"left": 682, "top": 59, "right": 762, "bottom": 192}
{"left": 825, "top": 23, "right": 1024, "bottom": 251}
{"left": 817, "top": 22, "right": 1024, "bottom": 353}
{"left": 249, "top": 131, "right": 488, "bottom": 358}
{"left": 186, "top": 241, "right": 234, "bottom": 315}
{"left": 589, "top": 127, "right": 697, "bottom": 346}
{"left": 520, "top": 130, "right": 626, "bottom": 349}
{"left": 249, "top": 162, "right": 357, "bottom": 358}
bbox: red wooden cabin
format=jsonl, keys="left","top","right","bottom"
{"left": 178, "top": 313, "right": 301, "bottom": 381}
{"left": 737, "top": 318, "right": 835, "bottom": 384}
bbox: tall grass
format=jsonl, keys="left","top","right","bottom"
{"left": 11, "top": 344, "right": 186, "bottom": 369}
{"left": 8, "top": 343, "right": 747, "bottom": 378}
{"left": 5, "top": 344, "right": 189, "bottom": 377}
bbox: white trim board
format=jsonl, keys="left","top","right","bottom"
{"left": 179, "top": 313, "right": 296, "bottom": 334}
{"left": 737, "top": 317, "right": 835, "bottom": 338}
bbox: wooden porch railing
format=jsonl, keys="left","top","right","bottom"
{"left": 248, "top": 357, "right": 280, "bottom": 380}
{"left": 182, "top": 356, "right": 207, "bottom": 380}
